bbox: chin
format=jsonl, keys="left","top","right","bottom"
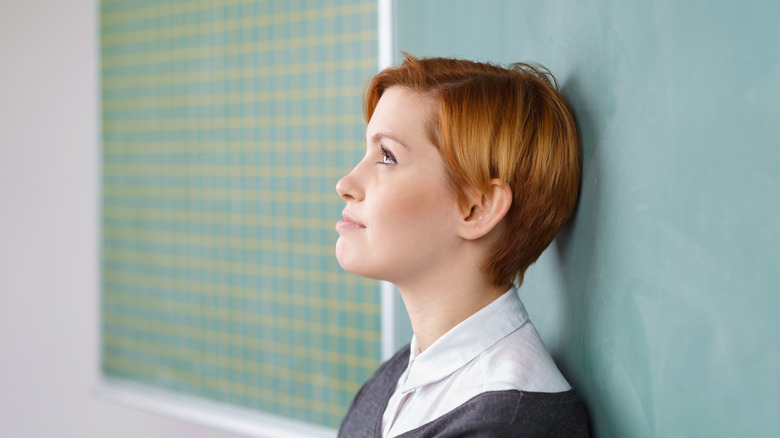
{"left": 336, "top": 254, "right": 370, "bottom": 277}
{"left": 336, "top": 245, "right": 382, "bottom": 280}
{"left": 335, "top": 239, "right": 361, "bottom": 274}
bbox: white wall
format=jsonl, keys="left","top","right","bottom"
{"left": 0, "top": 1, "right": 241, "bottom": 436}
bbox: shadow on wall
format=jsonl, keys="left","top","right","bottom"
{"left": 553, "top": 74, "right": 604, "bottom": 437}
{"left": 550, "top": 60, "right": 657, "bottom": 437}
{"left": 553, "top": 68, "right": 657, "bottom": 437}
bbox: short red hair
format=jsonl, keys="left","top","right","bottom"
{"left": 364, "top": 53, "right": 581, "bottom": 287}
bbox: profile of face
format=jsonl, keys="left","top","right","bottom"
{"left": 335, "top": 87, "right": 463, "bottom": 286}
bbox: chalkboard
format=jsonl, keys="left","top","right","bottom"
{"left": 396, "top": 0, "right": 780, "bottom": 436}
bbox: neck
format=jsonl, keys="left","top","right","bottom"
{"left": 395, "top": 268, "right": 509, "bottom": 353}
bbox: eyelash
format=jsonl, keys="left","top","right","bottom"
{"left": 377, "top": 146, "right": 397, "bottom": 165}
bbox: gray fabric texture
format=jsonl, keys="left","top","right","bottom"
{"left": 338, "top": 345, "right": 590, "bottom": 438}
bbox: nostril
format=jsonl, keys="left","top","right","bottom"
{"left": 336, "top": 177, "right": 352, "bottom": 201}
{"left": 336, "top": 178, "right": 347, "bottom": 197}
{"left": 336, "top": 164, "right": 364, "bottom": 202}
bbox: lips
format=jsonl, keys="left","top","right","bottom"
{"left": 336, "top": 211, "right": 366, "bottom": 232}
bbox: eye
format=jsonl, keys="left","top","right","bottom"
{"left": 378, "top": 147, "right": 397, "bottom": 165}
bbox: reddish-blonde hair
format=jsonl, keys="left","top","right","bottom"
{"left": 364, "top": 53, "right": 581, "bottom": 287}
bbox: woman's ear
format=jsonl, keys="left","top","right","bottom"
{"left": 458, "top": 178, "right": 512, "bottom": 240}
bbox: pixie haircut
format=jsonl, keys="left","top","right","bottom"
{"left": 364, "top": 53, "right": 581, "bottom": 287}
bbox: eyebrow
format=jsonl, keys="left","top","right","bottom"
{"left": 369, "top": 131, "right": 408, "bottom": 149}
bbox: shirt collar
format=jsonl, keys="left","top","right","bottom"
{"left": 400, "top": 286, "right": 530, "bottom": 393}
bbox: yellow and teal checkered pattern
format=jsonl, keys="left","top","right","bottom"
{"left": 100, "top": 0, "right": 380, "bottom": 428}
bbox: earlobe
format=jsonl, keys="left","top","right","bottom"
{"left": 458, "top": 179, "right": 512, "bottom": 240}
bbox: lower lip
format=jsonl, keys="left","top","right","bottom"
{"left": 336, "top": 220, "right": 365, "bottom": 232}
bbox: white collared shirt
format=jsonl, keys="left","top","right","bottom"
{"left": 381, "top": 287, "right": 571, "bottom": 437}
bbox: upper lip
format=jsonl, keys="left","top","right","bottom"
{"left": 342, "top": 211, "right": 366, "bottom": 227}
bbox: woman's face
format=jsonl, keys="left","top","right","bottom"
{"left": 335, "top": 87, "right": 462, "bottom": 285}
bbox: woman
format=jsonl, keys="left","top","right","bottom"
{"left": 336, "top": 54, "right": 589, "bottom": 437}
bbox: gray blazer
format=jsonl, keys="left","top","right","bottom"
{"left": 338, "top": 346, "right": 590, "bottom": 438}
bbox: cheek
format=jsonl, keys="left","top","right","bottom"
{"left": 373, "top": 182, "right": 458, "bottom": 240}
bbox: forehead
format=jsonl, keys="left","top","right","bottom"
{"left": 366, "top": 87, "right": 436, "bottom": 143}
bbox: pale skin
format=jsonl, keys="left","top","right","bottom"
{"left": 335, "top": 86, "right": 513, "bottom": 352}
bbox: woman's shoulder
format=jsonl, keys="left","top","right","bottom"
{"left": 474, "top": 322, "right": 572, "bottom": 393}
{"left": 338, "top": 345, "right": 411, "bottom": 438}
{"left": 398, "top": 389, "right": 590, "bottom": 438}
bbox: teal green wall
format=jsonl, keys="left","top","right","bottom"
{"left": 396, "top": 1, "right": 779, "bottom": 436}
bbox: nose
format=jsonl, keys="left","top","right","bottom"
{"left": 336, "top": 163, "right": 364, "bottom": 202}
